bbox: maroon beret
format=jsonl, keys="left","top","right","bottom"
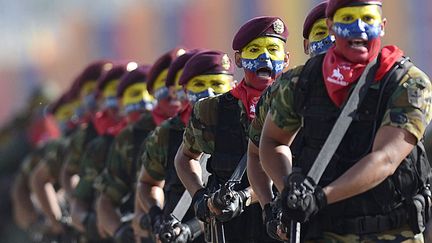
{"left": 96, "top": 63, "right": 128, "bottom": 94}
{"left": 147, "top": 48, "right": 187, "bottom": 94}
{"left": 326, "top": 0, "right": 382, "bottom": 18}
{"left": 165, "top": 49, "right": 203, "bottom": 87}
{"left": 117, "top": 65, "right": 151, "bottom": 98}
{"left": 75, "top": 60, "right": 113, "bottom": 91}
{"left": 303, "top": 1, "right": 328, "bottom": 39}
{"left": 232, "top": 16, "right": 289, "bottom": 51}
{"left": 179, "top": 50, "right": 234, "bottom": 86}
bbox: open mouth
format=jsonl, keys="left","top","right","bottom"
{"left": 256, "top": 67, "right": 272, "bottom": 78}
{"left": 348, "top": 38, "right": 368, "bottom": 49}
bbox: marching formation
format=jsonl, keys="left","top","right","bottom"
{"left": 10, "top": 0, "right": 432, "bottom": 243}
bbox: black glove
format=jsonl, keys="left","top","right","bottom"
{"left": 263, "top": 202, "right": 283, "bottom": 241}
{"left": 82, "top": 211, "right": 103, "bottom": 240}
{"left": 192, "top": 188, "right": 211, "bottom": 222}
{"left": 211, "top": 188, "right": 250, "bottom": 222}
{"left": 159, "top": 216, "right": 202, "bottom": 243}
{"left": 113, "top": 222, "right": 134, "bottom": 243}
{"left": 281, "top": 172, "right": 327, "bottom": 223}
{"left": 140, "top": 205, "right": 163, "bottom": 234}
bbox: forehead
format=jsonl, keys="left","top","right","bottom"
{"left": 311, "top": 18, "right": 327, "bottom": 30}
{"left": 244, "top": 36, "right": 285, "bottom": 48}
{"left": 334, "top": 5, "right": 382, "bottom": 16}
{"left": 124, "top": 83, "right": 146, "bottom": 92}
{"left": 190, "top": 74, "right": 233, "bottom": 82}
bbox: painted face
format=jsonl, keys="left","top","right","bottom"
{"left": 121, "top": 83, "right": 154, "bottom": 113}
{"left": 332, "top": 5, "right": 383, "bottom": 63}
{"left": 102, "top": 79, "right": 120, "bottom": 109}
{"left": 54, "top": 102, "right": 77, "bottom": 122}
{"left": 185, "top": 74, "right": 233, "bottom": 103}
{"left": 173, "top": 69, "right": 187, "bottom": 100}
{"left": 308, "top": 18, "right": 334, "bottom": 57}
{"left": 153, "top": 69, "right": 169, "bottom": 100}
{"left": 241, "top": 36, "right": 286, "bottom": 90}
{"left": 80, "top": 81, "right": 97, "bottom": 97}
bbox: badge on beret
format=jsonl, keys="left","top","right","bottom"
{"left": 222, "top": 54, "right": 230, "bottom": 70}
{"left": 273, "top": 19, "right": 284, "bottom": 34}
{"left": 176, "top": 48, "right": 186, "bottom": 57}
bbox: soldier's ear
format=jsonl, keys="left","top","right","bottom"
{"left": 303, "top": 39, "right": 310, "bottom": 56}
{"left": 380, "top": 18, "right": 387, "bottom": 37}
{"left": 326, "top": 18, "right": 335, "bottom": 36}
{"left": 234, "top": 52, "right": 242, "bottom": 68}
{"left": 284, "top": 52, "right": 290, "bottom": 69}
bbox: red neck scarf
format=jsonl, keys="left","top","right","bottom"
{"left": 322, "top": 45, "right": 404, "bottom": 107}
{"left": 230, "top": 79, "right": 264, "bottom": 120}
{"left": 151, "top": 105, "right": 170, "bottom": 126}
{"left": 92, "top": 110, "right": 126, "bottom": 136}
{"left": 179, "top": 102, "right": 193, "bottom": 126}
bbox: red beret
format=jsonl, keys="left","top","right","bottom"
{"left": 326, "top": 0, "right": 382, "bottom": 18}
{"left": 75, "top": 60, "right": 113, "bottom": 91}
{"left": 96, "top": 63, "right": 128, "bottom": 94}
{"left": 179, "top": 50, "right": 234, "bottom": 86}
{"left": 303, "top": 1, "right": 328, "bottom": 39}
{"left": 232, "top": 16, "right": 288, "bottom": 51}
{"left": 117, "top": 65, "right": 151, "bottom": 98}
{"left": 147, "top": 48, "right": 187, "bottom": 94}
{"left": 165, "top": 49, "right": 203, "bottom": 87}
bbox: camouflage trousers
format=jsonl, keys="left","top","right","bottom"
{"left": 305, "top": 225, "right": 424, "bottom": 243}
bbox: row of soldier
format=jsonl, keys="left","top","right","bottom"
{"left": 10, "top": 0, "right": 432, "bottom": 242}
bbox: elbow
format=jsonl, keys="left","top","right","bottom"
{"left": 377, "top": 150, "right": 400, "bottom": 177}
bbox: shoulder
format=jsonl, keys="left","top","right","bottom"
{"left": 192, "top": 95, "right": 221, "bottom": 126}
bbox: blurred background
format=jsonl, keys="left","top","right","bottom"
{"left": 0, "top": 0, "right": 430, "bottom": 241}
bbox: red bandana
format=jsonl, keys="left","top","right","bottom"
{"left": 230, "top": 79, "right": 263, "bottom": 120}
{"left": 92, "top": 110, "right": 126, "bottom": 136}
{"left": 151, "top": 105, "right": 170, "bottom": 126}
{"left": 322, "top": 45, "right": 404, "bottom": 107}
{"left": 180, "top": 102, "right": 193, "bottom": 126}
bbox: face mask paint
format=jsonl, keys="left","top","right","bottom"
{"left": 332, "top": 19, "right": 381, "bottom": 40}
{"left": 103, "top": 96, "right": 118, "bottom": 109}
{"left": 124, "top": 100, "right": 154, "bottom": 114}
{"left": 102, "top": 79, "right": 120, "bottom": 98}
{"left": 308, "top": 18, "right": 334, "bottom": 57}
{"left": 187, "top": 89, "right": 216, "bottom": 104}
{"left": 185, "top": 74, "right": 233, "bottom": 94}
{"left": 310, "top": 35, "right": 335, "bottom": 57}
{"left": 153, "top": 69, "right": 169, "bottom": 93}
{"left": 83, "top": 93, "right": 97, "bottom": 111}
{"left": 240, "top": 37, "right": 286, "bottom": 90}
{"left": 176, "top": 89, "right": 187, "bottom": 101}
{"left": 154, "top": 86, "right": 169, "bottom": 100}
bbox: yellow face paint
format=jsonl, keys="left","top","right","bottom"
{"left": 102, "top": 79, "right": 120, "bottom": 98}
{"left": 121, "top": 83, "right": 154, "bottom": 107}
{"left": 308, "top": 18, "right": 329, "bottom": 42}
{"left": 54, "top": 102, "right": 78, "bottom": 121}
{"left": 152, "top": 68, "right": 169, "bottom": 93}
{"left": 333, "top": 5, "right": 382, "bottom": 25}
{"left": 241, "top": 36, "right": 286, "bottom": 61}
{"left": 174, "top": 69, "right": 184, "bottom": 91}
{"left": 80, "top": 81, "right": 97, "bottom": 97}
{"left": 185, "top": 74, "right": 233, "bottom": 94}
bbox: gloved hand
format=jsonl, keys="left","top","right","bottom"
{"left": 281, "top": 172, "right": 327, "bottom": 223}
{"left": 211, "top": 188, "right": 250, "bottom": 222}
{"left": 263, "top": 202, "right": 283, "bottom": 241}
{"left": 139, "top": 205, "right": 163, "bottom": 235}
{"left": 113, "top": 222, "right": 135, "bottom": 243}
{"left": 159, "top": 216, "right": 202, "bottom": 243}
{"left": 192, "top": 188, "right": 211, "bottom": 223}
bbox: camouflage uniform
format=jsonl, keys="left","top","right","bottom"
{"left": 43, "top": 136, "right": 72, "bottom": 181}
{"left": 270, "top": 60, "right": 432, "bottom": 241}
{"left": 95, "top": 112, "right": 156, "bottom": 208}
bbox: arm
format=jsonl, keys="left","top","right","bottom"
{"left": 11, "top": 174, "right": 37, "bottom": 229}
{"left": 259, "top": 113, "right": 298, "bottom": 192}
{"left": 95, "top": 193, "right": 120, "bottom": 236}
{"left": 30, "top": 162, "right": 63, "bottom": 233}
{"left": 174, "top": 143, "right": 204, "bottom": 196}
{"left": 136, "top": 166, "right": 165, "bottom": 213}
{"left": 60, "top": 160, "right": 79, "bottom": 201}
{"left": 323, "top": 126, "right": 416, "bottom": 204}
{"left": 70, "top": 197, "right": 88, "bottom": 232}
{"left": 247, "top": 140, "right": 273, "bottom": 207}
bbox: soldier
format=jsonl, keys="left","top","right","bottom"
{"left": 175, "top": 16, "right": 289, "bottom": 243}
{"left": 93, "top": 65, "right": 156, "bottom": 243}
{"left": 60, "top": 60, "right": 113, "bottom": 201}
{"left": 260, "top": 0, "right": 432, "bottom": 242}
{"left": 247, "top": 1, "right": 332, "bottom": 240}
{"left": 69, "top": 63, "right": 130, "bottom": 242}
{"left": 137, "top": 49, "right": 232, "bottom": 243}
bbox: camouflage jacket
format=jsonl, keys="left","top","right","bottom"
{"left": 94, "top": 112, "right": 156, "bottom": 205}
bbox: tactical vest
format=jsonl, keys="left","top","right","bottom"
{"left": 207, "top": 92, "right": 249, "bottom": 188}
{"left": 293, "top": 54, "right": 432, "bottom": 235}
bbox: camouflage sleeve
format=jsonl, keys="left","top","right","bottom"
{"left": 73, "top": 136, "right": 113, "bottom": 203}
{"left": 269, "top": 66, "right": 304, "bottom": 132}
{"left": 44, "top": 139, "right": 68, "bottom": 179}
{"left": 63, "top": 128, "right": 86, "bottom": 175}
{"left": 141, "top": 121, "right": 170, "bottom": 181}
{"left": 183, "top": 96, "right": 219, "bottom": 154}
{"left": 94, "top": 128, "right": 134, "bottom": 205}
{"left": 381, "top": 65, "right": 432, "bottom": 141}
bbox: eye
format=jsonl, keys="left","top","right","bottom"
{"left": 193, "top": 81, "right": 205, "bottom": 87}
{"left": 211, "top": 81, "right": 224, "bottom": 87}
{"left": 342, "top": 15, "right": 354, "bottom": 22}
{"left": 268, "top": 46, "right": 279, "bottom": 52}
{"left": 362, "top": 15, "right": 375, "bottom": 23}
{"left": 130, "top": 90, "right": 141, "bottom": 97}
{"left": 249, "top": 47, "right": 259, "bottom": 53}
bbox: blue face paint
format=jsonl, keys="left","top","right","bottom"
{"left": 332, "top": 19, "right": 381, "bottom": 40}
{"left": 241, "top": 52, "right": 285, "bottom": 77}
{"left": 176, "top": 89, "right": 187, "bottom": 101}
{"left": 74, "top": 106, "right": 85, "bottom": 119}
{"left": 154, "top": 87, "right": 169, "bottom": 100}
{"left": 124, "top": 100, "right": 154, "bottom": 114}
{"left": 103, "top": 96, "right": 118, "bottom": 109}
{"left": 309, "top": 35, "right": 335, "bottom": 57}
{"left": 187, "top": 89, "right": 216, "bottom": 104}
{"left": 83, "top": 93, "right": 97, "bottom": 111}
